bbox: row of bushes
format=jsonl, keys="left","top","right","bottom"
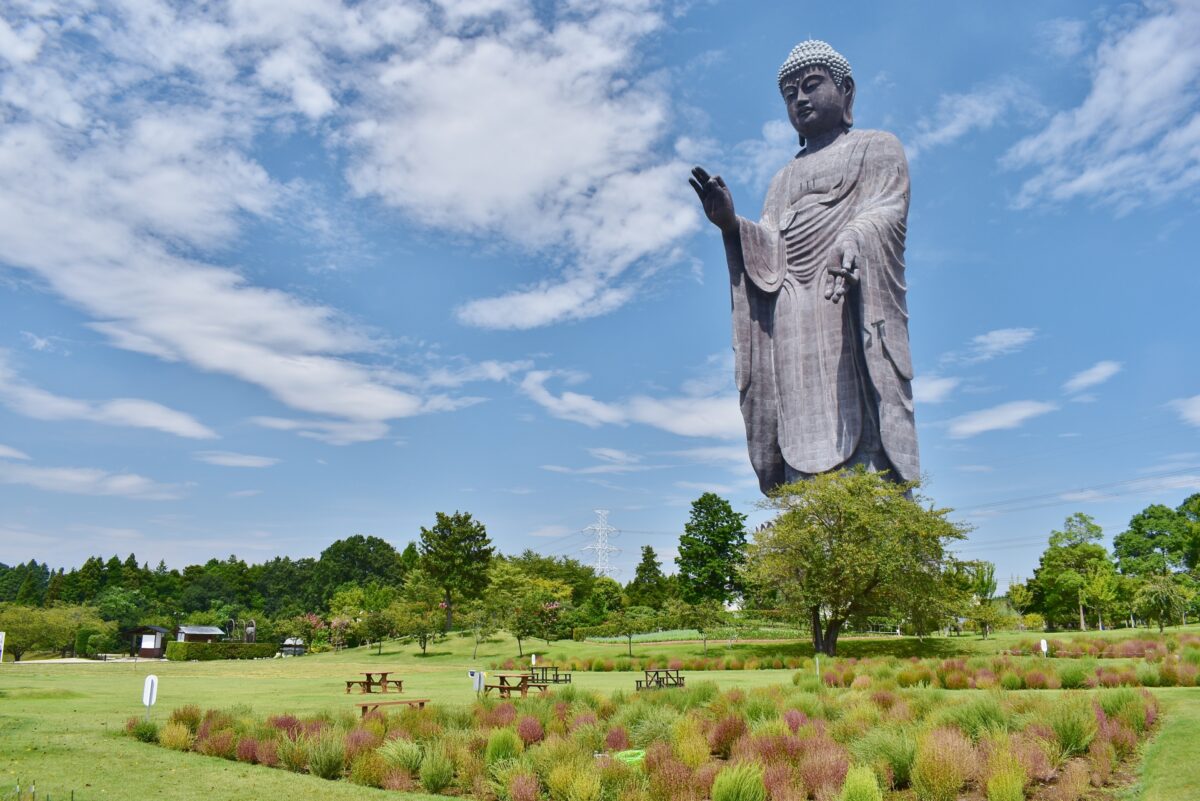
{"left": 816, "top": 653, "right": 1200, "bottom": 691}
{"left": 1006, "top": 633, "right": 1200, "bottom": 659}
{"left": 582, "top": 628, "right": 807, "bottom": 644}
{"left": 492, "top": 656, "right": 806, "bottom": 672}
{"left": 127, "top": 678, "right": 1157, "bottom": 801}
{"left": 164, "top": 642, "right": 278, "bottom": 661}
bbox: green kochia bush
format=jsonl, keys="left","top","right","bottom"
{"left": 850, "top": 727, "right": 916, "bottom": 789}
{"left": 486, "top": 728, "right": 524, "bottom": 766}
{"left": 165, "top": 641, "right": 277, "bottom": 660}
{"left": 838, "top": 765, "right": 883, "bottom": 801}
{"left": 420, "top": 746, "right": 456, "bottom": 793}
{"left": 378, "top": 737, "right": 424, "bottom": 774}
{"left": 1047, "top": 697, "right": 1097, "bottom": 757}
{"left": 307, "top": 730, "right": 346, "bottom": 779}
{"left": 711, "top": 763, "right": 766, "bottom": 801}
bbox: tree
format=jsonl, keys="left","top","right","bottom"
{"left": 0, "top": 604, "right": 42, "bottom": 661}
{"left": 314, "top": 535, "right": 405, "bottom": 607}
{"left": 666, "top": 598, "right": 728, "bottom": 654}
{"left": 746, "top": 468, "right": 967, "bottom": 656}
{"left": 95, "top": 587, "right": 149, "bottom": 631}
{"left": 1007, "top": 581, "right": 1033, "bottom": 616}
{"left": 1082, "top": 563, "right": 1119, "bottom": 630}
{"left": 461, "top": 600, "right": 500, "bottom": 660}
{"left": 1114, "top": 504, "right": 1192, "bottom": 577}
{"left": 676, "top": 492, "right": 748, "bottom": 604}
{"left": 1030, "top": 513, "right": 1113, "bottom": 630}
{"left": 418, "top": 511, "right": 494, "bottom": 629}
{"left": 363, "top": 608, "right": 397, "bottom": 655}
{"left": 603, "top": 606, "right": 659, "bottom": 657}
{"left": 395, "top": 568, "right": 447, "bottom": 655}
{"left": 1135, "top": 575, "right": 1193, "bottom": 632}
{"left": 969, "top": 562, "right": 999, "bottom": 638}
{"left": 625, "top": 546, "right": 668, "bottom": 608}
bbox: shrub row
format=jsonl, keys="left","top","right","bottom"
{"left": 128, "top": 680, "right": 1157, "bottom": 801}
{"left": 1006, "top": 632, "right": 1200, "bottom": 659}
{"left": 165, "top": 642, "right": 278, "bottom": 661}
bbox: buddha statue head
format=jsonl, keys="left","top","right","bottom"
{"left": 777, "top": 40, "right": 856, "bottom": 146}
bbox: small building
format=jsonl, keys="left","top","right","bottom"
{"left": 175, "top": 625, "right": 225, "bottom": 643}
{"left": 128, "top": 625, "right": 170, "bottom": 658}
{"left": 281, "top": 637, "right": 306, "bottom": 657}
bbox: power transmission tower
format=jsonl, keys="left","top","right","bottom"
{"left": 583, "top": 509, "right": 620, "bottom": 578}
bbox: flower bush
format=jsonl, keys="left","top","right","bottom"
{"left": 131, "top": 681, "right": 1157, "bottom": 801}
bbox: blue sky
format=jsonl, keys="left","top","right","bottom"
{"left": 1, "top": 0, "right": 1198, "bottom": 591}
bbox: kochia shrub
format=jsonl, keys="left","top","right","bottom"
{"left": 708, "top": 715, "right": 748, "bottom": 758}
{"left": 838, "top": 765, "right": 883, "bottom": 801}
{"left": 1048, "top": 697, "right": 1097, "bottom": 757}
{"left": 711, "top": 762, "right": 766, "bottom": 801}
{"left": 349, "top": 752, "right": 389, "bottom": 788}
{"left": 158, "top": 722, "right": 193, "bottom": 751}
{"left": 378, "top": 737, "right": 424, "bottom": 774}
{"left": 307, "top": 730, "right": 346, "bottom": 780}
{"left": 420, "top": 747, "right": 456, "bottom": 793}
{"left": 517, "top": 715, "right": 545, "bottom": 745}
{"left": 486, "top": 728, "right": 524, "bottom": 766}
{"left": 850, "top": 727, "right": 915, "bottom": 789}
{"left": 911, "top": 727, "right": 975, "bottom": 801}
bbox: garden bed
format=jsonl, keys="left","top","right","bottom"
{"left": 127, "top": 681, "right": 1158, "bottom": 801}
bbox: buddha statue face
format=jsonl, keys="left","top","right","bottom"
{"left": 780, "top": 65, "right": 855, "bottom": 142}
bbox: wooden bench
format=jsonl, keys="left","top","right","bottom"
{"left": 356, "top": 698, "right": 430, "bottom": 717}
{"left": 345, "top": 679, "right": 370, "bottom": 694}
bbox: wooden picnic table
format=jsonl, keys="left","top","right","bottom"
{"left": 636, "top": 668, "right": 685, "bottom": 691}
{"left": 484, "top": 672, "right": 549, "bottom": 699}
{"left": 529, "top": 665, "right": 572, "bottom": 684}
{"left": 345, "top": 671, "right": 404, "bottom": 694}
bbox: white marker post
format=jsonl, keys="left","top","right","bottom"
{"left": 468, "top": 670, "right": 485, "bottom": 694}
{"left": 142, "top": 674, "right": 158, "bottom": 721}
{"left": 1040, "top": 639, "right": 1049, "bottom": 658}
{"left": 0, "top": 631, "right": 6, "bottom": 663}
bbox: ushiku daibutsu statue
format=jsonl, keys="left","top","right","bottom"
{"left": 690, "top": 40, "right": 919, "bottom": 494}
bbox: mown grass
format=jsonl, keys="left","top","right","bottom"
{"left": 4, "top": 627, "right": 1200, "bottom": 800}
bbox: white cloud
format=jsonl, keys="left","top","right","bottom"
{"left": 521, "top": 370, "right": 743, "bottom": 439}
{"left": 944, "top": 328, "right": 1037, "bottom": 364}
{"left": 1063, "top": 360, "right": 1122, "bottom": 394}
{"left": 0, "top": 351, "right": 217, "bottom": 439}
{"left": 1005, "top": 2, "right": 1200, "bottom": 211}
{"left": 907, "top": 79, "right": 1032, "bottom": 161}
{"left": 0, "top": 461, "right": 184, "bottom": 500}
{"left": 913, "top": 376, "right": 960, "bottom": 404}
{"left": 250, "top": 416, "right": 391, "bottom": 446}
{"left": 947, "top": 400, "right": 1058, "bottom": 438}
{"left": 665, "top": 445, "right": 749, "bottom": 466}
{"left": 0, "top": 3, "right": 541, "bottom": 444}
{"left": 194, "top": 451, "right": 280, "bottom": 468}
{"left": 345, "top": 3, "right": 700, "bottom": 329}
{"left": 0, "top": 443, "right": 31, "bottom": 460}
{"left": 228, "top": 489, "right": 263, "bottom": 498}
{"left": 1171, "top": 395, "right": 1200, "bottom": 427}
{"left": 542, "top": 462, "right": 655, "bottom": 475}
{"left": 674, "top": 480, "right": 737, "bottom": 494}
{"left": 730, "top": 119, "right": 797, "bottom": 191}
{"left": 588, "top": 447, "right": 642, "bottom": 465}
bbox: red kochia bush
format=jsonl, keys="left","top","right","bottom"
{"left": 267, "top": 714, "right": 302, "bottom": 739}
{"left": 256, "top": 738, "right": 279, "bottom": 767}
{"left": 517, "top": 715, "right": 545, "bottom": 745}
{"left": 708, "top": 715, "right": 748, "bottom": 759}
{"left": 236, "top": 735, "right": 259, "bottom": 763}
{"left": 605, "top": 726, "right": 630, "bottom": 751}
{"left": 345, "top": 727, "right": 381, "bottom": 762}
{"left": 799, "top": 738, "right": 849, "bottom": 801}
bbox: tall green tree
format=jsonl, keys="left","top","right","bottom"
{"left": 418, "top": 511, "right": 494, "bottom": 629}
{"left": 314, "top": 535, "right": 405, "bottom": 606}
{"left": 676, "top": 493, "right": 747, "bottom": 604}
{"left": 1135, "top": 574, "right": 1193, "bottom": 632}
{"left": 1030, "top": 513, "right": 1113, "bottom": 630}
{"left": 746, "top": 468, "right": 967, "bottom": 655}
{"left": 1082, "top": 563, "right": 1119, "bottom": 630}
{"left": 1114, "top": 504, "right": 1191, "bottom": 577}
{"left": 665, "top": 598, "right": 728, "bottom": 654}
{"left": 625, "top": 546, "right": 668, "bottom": 608}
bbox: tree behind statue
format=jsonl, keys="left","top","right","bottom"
{"left": 746, "top": 467, "right": 967, "bottom": 656}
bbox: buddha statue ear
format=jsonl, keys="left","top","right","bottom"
{"left": 841, "top": 75, "right": 856, "bottom": 130}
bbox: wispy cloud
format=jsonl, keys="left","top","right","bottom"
{"left": 907, "top": 79, "right": 1034, "bottom": 161}
{"left": 194, "top": 451, "right": 280, "bottom": 468}
{"left": 521, "top": 370, "right": 742, "bottom": 439}
{"left": 0, "top": 351, "right": 216, "bottom": 439}
{"left": 1005, "top": 2, "right": 1200, "bottom": 212}
{"left": 0, "top": 461, "right": 184, "bottom": 500}
{"left": 913, "top": 376, "right": 961, "bottom": 404}
{"left": 1063, "top": 360, "right": 1122, "bottom": 394}
{"left": 527, "top": 525, "right": 571, "bottom": 538}
{"left": 947, "top": 400, "right": 1058, "bottom": 438}
{"left": 943, "top": 328, "right": 1037, "bottom": 365}
{"left": 228, "top": 489, "right": 263, "bottom": 498}
{"left": 1171, "top": 395, "right": 1200, "bottom": 427}
{"left": 0, "top": 444, "right": 31, "bottom": 460}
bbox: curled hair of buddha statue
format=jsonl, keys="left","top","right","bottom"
{"left": 777, "top": 39, "right": 856, "bottom": 133}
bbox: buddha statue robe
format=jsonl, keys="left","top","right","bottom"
{"left": 722, "top": 128, "right": 919, "bottom": 493}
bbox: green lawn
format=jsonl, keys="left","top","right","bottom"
{"left": 2, "top": 629, "right": 1198, "bottom": 800}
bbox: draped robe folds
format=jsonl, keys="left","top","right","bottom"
{"left": 722, "top": 129, "right": 919, "bottom": 494}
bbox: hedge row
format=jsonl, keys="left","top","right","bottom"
{"left": 165, "top": 642, "right": 277, "bottom": 661}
